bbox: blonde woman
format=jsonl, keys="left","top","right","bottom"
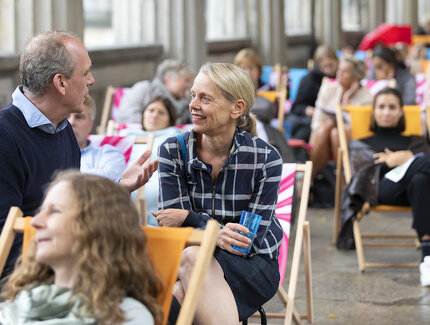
{"left": 0, "top": 171, "right": 162, "bottom": 325}
{"left": 155, "top": 63, "right": 283, "bottom": 324}
{"left": 310, "top": 55, "right": 373, "bottom": 178}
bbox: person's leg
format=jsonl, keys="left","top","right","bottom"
{"left": 176, "top": 246, "right": 239, "bottom": 325}
{"left": 310, "top": 119, "right": 335, "bottom": 178}
{"left": 379, "top": 156, "right": 430, "bottom": 285}
{"left": 330, "top": 125, "right": 351, "bottom": 164}
{"left": 406, "top": 170, "right": 430, "bottom": 286}
{"left": 406, "top": 172, "right": 430, "bottom": 256}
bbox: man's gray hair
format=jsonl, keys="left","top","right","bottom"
{"left": 20, "top": 31, "right": 78, "bottom": 96}
{"left": 155, "top": 59, "right": 193, "bottom": 81}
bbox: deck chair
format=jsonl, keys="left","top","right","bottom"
{"left": 256, "top": 67, "right": 288, "bottom": 132}
{"left": 0, "top": 207, "right": 34, "bottom": 274}
{"left": 412, "top": 34, "right": 430, "bottom": 46}
{"left": 333, "top": 104, "right": 422, "bottom": 271}
{"left": 0, "top": 207, "right": 219, "bottom": 325}
{"left": 143, "top": 220, "right": 219, "bottom": 325}
{"left": 244, "top": 161, "right": 313, "bottom": 325}
{"left": 97, "top": 86, "right": 130, "bottom": 134}
{"left": 87, "top": 134, "right": 155, "bottom": 224}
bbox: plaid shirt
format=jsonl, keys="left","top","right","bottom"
{"left": 158, "top": 129, "right": 283, "bottom": 259}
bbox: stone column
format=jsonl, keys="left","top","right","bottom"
{"left": 368, "top": 0, "right": 386, "bottom": 31}
{"left": 52, "top": 0, "right": 84, "bottom": 39}
{"left": 156, "top": 0, "right": 206, "bottom": 72}
{"left": 386, "top": 0, "right": 418, "bottom": 29}
{"left": 315, "top": 0, "right": 341, "bottom": 49}
{"left": 248, "top": 0, "right": 285, "bottom": 65}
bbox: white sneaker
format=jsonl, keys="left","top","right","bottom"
{"left": 420, "top": 256, "right": 430, "bottom": 287}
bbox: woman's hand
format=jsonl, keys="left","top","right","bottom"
{"left": 305, "top": 106, "right": 315, "bottom": 117}
{"left": 216, "top": 223, "right": 253, "bottom": 256}
{"left": 152, "top": 209, "right": 189, "bottom": 227}
{"left": 374, "top": 148, "right": 413, "bottom": 168}
{"left": 341, "top": 81, "right": 360, "bottom": 106}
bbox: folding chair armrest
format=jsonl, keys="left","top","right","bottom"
{"left": 176, "top": 220, "right": 219, "bottom": 325}
{"left": 0, "top": 207, "right": 24, "bottom": 275}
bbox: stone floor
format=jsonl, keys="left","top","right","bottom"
{"left": 256, "top": 207, "right": 430, "bottom": 325}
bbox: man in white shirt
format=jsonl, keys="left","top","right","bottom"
{"left": 69, "top": 95, "right": 126, "bottom": 181}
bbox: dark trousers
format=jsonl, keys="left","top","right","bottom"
{"left": 379, "top": 154, "right": 430, "bottom": 237}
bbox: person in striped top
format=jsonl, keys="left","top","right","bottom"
{"left": 154, "top": 63, "right": 283, "bottom": 324}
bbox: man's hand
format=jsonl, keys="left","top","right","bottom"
{"left": 216, "top": 223, "right": 253, "bottom": 256}
{"left": 374, "top": 148, "right": 413, "bottom": 168}
{"left": 119, "top": 150, "right": 158, "bottom": 192}
{"left": 152, "top": 209, "right": 189, "bottom": 227}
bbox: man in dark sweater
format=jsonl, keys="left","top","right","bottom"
{"left": 0, "top": 31, "right": 158, "bottom": 276}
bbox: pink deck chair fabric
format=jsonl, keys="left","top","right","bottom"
{"left": 87, "top": 135, "right": 136, "bottom": 164}
{"left": 276, "top": 163, "right": 296, "bottom": 285}
{"left": 415, "top": 73, "right": 427, "bottom": 105}
{"left": 360, "top": 79, "right": 391, "bottom": 96}
{"left": 110, "top": 87, "right": 130, "bottom": 121}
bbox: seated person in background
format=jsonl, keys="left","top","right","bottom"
{"left": 117, "top": 59, "right": 194, "bottom": 125}
{"left": 0, "top": 171, "right": 162, "bottom": 324}
{"left": 286, "top": 45, "right": 339, "bottom": 142}
{"left": 120, "top": 96, "right": 182, "bottom": 225}
{"left": 416, "top": 15, "right": 430, "bottom": 35}
{"left": 234, "top": 48, "right": 295, "bottom": 162}
{"left": 369, "top": 45, "right": 416, "bottom": 105}
{"left": 341, "top": 88, "right": 430, "bottom": 286}
{"left": 68, "top": 94, "right": 126, "bottom": 181}
{"left": 310, "top": 55, "right": 373, "bottom": 178}
{"left": 155, "top": 63, "right": 283, "bottom": 324}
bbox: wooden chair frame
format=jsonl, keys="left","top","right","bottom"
{"left": 246, "top": 162, "right": 313, "bottom": 325}
{"left": 133, "top": 133, "right": 155, "bottom": 225}
{"left": 0, "top": 207, "right": 219, "bottom": 325}
{"left": 97, "top": 85, "right": 116, "bottom": 134}
{"left": 256, "top": 63, "right": 288, "bottom": 133}
{"left": 333, "top": 105, "right": 421, "bottom": 272}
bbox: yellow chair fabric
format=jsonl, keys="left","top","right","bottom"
{"left": 347, "top": 105, "right": 422, "bottom": 140}
{"left": 143, "top": 226, "right": 193, "bottom": 325}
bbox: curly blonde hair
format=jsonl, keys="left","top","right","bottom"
{"left": 2, "top": 170, "right": 163, "bottom": 325}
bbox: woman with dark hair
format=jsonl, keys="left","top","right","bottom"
{"left": 370, "top": 45, "right": 416, "bottom": 105}
{"left": 285, "top": 45, "right": 339, "bottom": 141}
{"left": 345, "top": 88, "right": 430, "bottom": 286}
{"left": 0, "top": 171, "right": 162, "bottom": 324}
{"left": 121, "top": 96, "right": 182, "bottom": 225}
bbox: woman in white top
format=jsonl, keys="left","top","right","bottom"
{"left": 0, "top": 171, "right": 162, "bottom": 325}
{"left": 309, "top": 55, "right": 373, "bottom": 178}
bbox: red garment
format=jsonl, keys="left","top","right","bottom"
{"left": 358, "top": 23, "right": 412, "bottom": 50}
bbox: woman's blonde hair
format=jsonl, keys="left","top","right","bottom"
{"left": 233, "top": 48, "right": 263, "bottom": 76}
{"left": 2, "top": 171, "right": 163, "bottom": 325}
{"left": 341, "top": 55, "right": 367, "bottom": 81}
{"left": 199, "top": 62, "right": 257, "bottom": 135}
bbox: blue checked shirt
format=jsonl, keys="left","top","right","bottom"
{"left": 158, "top": 128, "right": 283, "bottom": 259}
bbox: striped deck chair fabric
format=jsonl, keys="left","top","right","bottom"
{"left": 276, "top": 163, "right": 296, "bottom": 285}
{"left": 87, "top": 135, "right": 136, "bottom": 164}
{"left": 360, "top": 79, "right": 394, "bottom": 96}
{"left": 110, "top": 87, "right": 130, "bottom": 121}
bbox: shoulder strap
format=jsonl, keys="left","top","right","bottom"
{"left": 176, "top": 134, "right": 187, "bottom": 162}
